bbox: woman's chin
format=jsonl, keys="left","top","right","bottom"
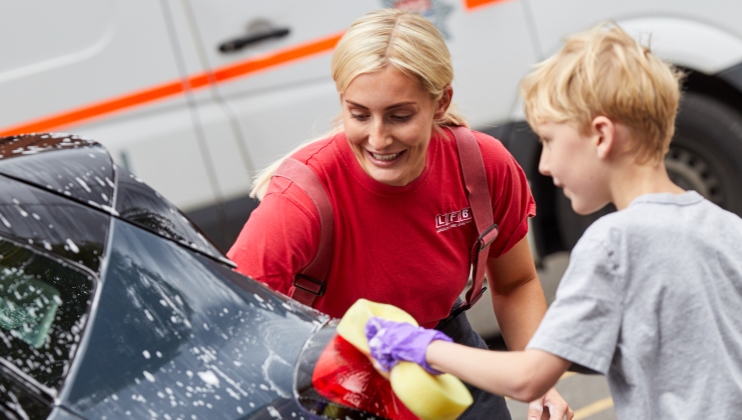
{"left": 365, "top": 167, "right": 408, "bottom": 186}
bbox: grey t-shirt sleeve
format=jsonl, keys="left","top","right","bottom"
{"left": 527, "top": 232, "right": 623, "bottom": 374}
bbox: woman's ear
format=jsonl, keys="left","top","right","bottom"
{"left": 434, "top": 85, "right": 453, "bottom": 119}
{"left": 592, "top": 116, "right": 615, "bottom": 160}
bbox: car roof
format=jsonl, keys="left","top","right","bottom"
{"left": 0, "top": 133, "right": 231, "bottom": 267}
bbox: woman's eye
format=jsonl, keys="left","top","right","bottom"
{"left": 350, "top": 113, "right": 369, "bottom": 121}
{"left": 391, "top": 114, "right": 412, "bottom": 122}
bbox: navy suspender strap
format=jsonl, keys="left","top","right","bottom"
{"left": 449, "top": 126, "right": 499, "bottom": 318}
{"left": 272, "top": 158, "right": 334, "bottom": 307}
{"left": 272, "top": 127, "right": 495, "bottom": 314}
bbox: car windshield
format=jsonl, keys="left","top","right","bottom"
{"left": 0, "top": 238, "right": 94, "bottom": 392}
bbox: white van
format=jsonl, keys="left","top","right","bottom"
{"left": 3, "top": 0, "right": 742, "bottom": 264}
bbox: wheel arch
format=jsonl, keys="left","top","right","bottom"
{"left": 682, "top": 65, "right": 742, "bottom": 119}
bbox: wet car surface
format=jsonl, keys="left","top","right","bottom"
{"left": 0, "top": 134, "right": 397, "bottom": 420}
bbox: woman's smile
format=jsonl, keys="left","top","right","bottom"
{"left": 341, "top": 66, "right": 449, "bottom": 186}
{"left": 368, "top": 150, "right": 405, "bottom": 163}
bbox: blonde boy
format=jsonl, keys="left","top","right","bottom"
{"left": 365, "top": 22, "right": 742, "bottom": 419}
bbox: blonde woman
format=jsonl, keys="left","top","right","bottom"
{"left": 228, "top": 9, "right": 571, "bottom": 419}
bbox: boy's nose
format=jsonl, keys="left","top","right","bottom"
{"left": 538, "top": 152, "right": 550, "bottom": 176}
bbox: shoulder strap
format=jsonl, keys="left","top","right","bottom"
{"left": 273, "top": 129, "right": 496, "bottom": 314}
{"left": 272, "top": 158, "right": 334, "bottom": 307}
{"left": 449, "top": 126, "right": 499, "bottom": 317}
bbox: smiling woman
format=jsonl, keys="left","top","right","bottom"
{"left": 342, "top": 66, "right": 451, "bottom": 186}
{"left": 227, "top": 8, "right": 572, "bottom": 420}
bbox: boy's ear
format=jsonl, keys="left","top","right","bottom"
{"left": 592, "top": 116, "right": 615, "bottom": 159}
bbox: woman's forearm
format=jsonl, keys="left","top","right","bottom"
{"left": 485, "top": 237, "right": 548, "bottom": 351}
{"left": 492, "top": 276, "right": 548, "bottom": 350}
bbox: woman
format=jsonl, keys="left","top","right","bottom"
{"left": 228, "top": 8, "right": 572, "bottom": 420}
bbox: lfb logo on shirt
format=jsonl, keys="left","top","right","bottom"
{"left": 436, "top": 207, "right": 473, "bottom": 232}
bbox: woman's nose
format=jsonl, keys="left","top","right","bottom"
{"left": 368, "top": 121, "right": 392, "bottom": 150}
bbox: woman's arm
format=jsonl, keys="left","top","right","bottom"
{"left": 227, "top": 179, "right": 320, "bottom": 294}
{"left": 425, "top": 342, "right": 571, "bottom": 402}
{"left": 486, "top": 236, "right": 574, "bottom": 419}
{"left": 487, "top": 236, "right": 547, "bottom": 350}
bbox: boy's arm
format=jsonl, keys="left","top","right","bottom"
{"left": 426, "top": 341, "right": 572, "bottom": 402}
{"left": 366, "top": 317, "right": 572, "bottom": 403}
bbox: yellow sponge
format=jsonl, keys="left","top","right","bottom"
{"left": 336, "top": 299, "right": 473, "bottom": 420}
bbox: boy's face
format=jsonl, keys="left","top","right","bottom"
{"left": 536, "top": 121, "right": 611, "bottom": 215}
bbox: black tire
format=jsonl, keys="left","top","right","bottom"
{"left": 556, "top": 92, "right": 742, "bottom": 250}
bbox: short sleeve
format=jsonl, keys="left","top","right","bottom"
{"left": 226, "top": 177, "right": 320, "bottom": 296}
{"left": 526, "top": 234, "right": 623, "bottom": 374}
{"left": 474, "top": 131, "right": 536, "bottom": 258}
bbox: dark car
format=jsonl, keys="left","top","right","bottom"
{"left": 0, "top": 133, "right": 414, "bottom": 420}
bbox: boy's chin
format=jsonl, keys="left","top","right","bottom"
{"left": 571, "top": 201, "right": 607, "bottom": 216}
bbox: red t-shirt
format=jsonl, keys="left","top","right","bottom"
{"left": 227, "top": 128, "right": 535, "bottom": 327}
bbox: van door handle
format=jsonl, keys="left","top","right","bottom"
{"left": 218, "top": 28, "right": 290, "bottom": 53}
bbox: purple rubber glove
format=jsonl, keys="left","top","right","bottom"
{"left": 365, "top": 316, "right": 453, "bottom": 375}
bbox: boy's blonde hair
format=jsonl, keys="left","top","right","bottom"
{"left": 520, "top": 22, "right": 684, "bottom": 163}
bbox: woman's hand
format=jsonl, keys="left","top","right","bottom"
{"left": 527, "top": 387, "right": 574, "bottom": 420}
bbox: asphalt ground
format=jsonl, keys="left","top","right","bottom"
{"left": 469, "top": 252, "right": 617, "bottom": 420}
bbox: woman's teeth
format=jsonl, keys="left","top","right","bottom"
{"left": 372, "top": 152, "right": 400, "bottom": 161}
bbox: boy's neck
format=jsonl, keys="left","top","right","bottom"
{"left": 610, "top": 160, "right": 685, "bottom": 210}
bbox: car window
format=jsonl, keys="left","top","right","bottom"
{"left": 0, "top": 363, "right": 54, "bottom": 420}
{"left": 0, "top": 174, "right": 109, "bottom": 274}
{"left": 113, "top": 165, "right": 226, "bottom": 263}
{"left": 0, "top": 238, "right": 94, "bottom": 392}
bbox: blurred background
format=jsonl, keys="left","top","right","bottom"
{"left": 3, "top": 1, "right": 742, "bottom": 418}
{"left": 2, "top": 0, "right": 740, "bottom": 254}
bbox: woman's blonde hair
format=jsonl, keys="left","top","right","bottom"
{"left": 520, "top": 21, "right": 684, "bottom": 163}
{"left": 250, "top": 8, "right": 467, "bottom": 200}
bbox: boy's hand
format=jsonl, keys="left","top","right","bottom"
{"left": 364, "top": 316, "right": 453, "bottom": 374}
{"left": 528, "top": 387, "right": 574, "bottom": 420}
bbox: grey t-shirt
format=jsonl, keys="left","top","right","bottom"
{"left": 527, "top": 191, "right": 742, "bottom": 419}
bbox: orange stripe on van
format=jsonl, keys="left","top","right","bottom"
{"left": 0, "top": 82, "right": 187, "bottom": 137}
{"left": 463, "top": 0, "right": 510, "bottom": 10}
{"left": 0, "top": 32, "right": 344, "bottom": 137}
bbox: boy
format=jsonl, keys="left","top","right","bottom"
{"left": 364, "top": 22, "right": 742, "bottom": 419}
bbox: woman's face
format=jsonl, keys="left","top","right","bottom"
{"left": 341, "top": 66, "right": 450, "bottom": 186}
